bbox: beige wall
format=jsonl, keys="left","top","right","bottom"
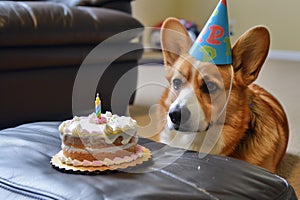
{"left": 132, "top": 0, "right": 300, "bottom": 51}
{"left": 228, "top": 0, "right": 300, "bottom": 51}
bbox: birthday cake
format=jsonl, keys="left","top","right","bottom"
{"left": 57, "top": 111, "right": 143, "bottom": 167}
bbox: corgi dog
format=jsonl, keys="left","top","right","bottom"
{"left": 155, "top": 18, "right": 289, "bottom": 173}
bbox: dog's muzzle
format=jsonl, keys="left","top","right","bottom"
{"left": 168, "top": 105, "right": 191, "bottom": 131}
{"left": 168, "top": 105, "right": 211, "bottom": 132}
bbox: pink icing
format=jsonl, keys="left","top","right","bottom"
{"left": 123, "top": 156, "right": 132, "bottom": 161}
{"left": 95, "top": 116, "right": 107, "bottom": 124}
{"left": 82, "top": 160, "right": 92, "bottom": 166}
{"left": 113, "top": 157, "right": 123, "bottom": 164}
{"left": 72, "top": 160, "right": 82, "bottom": 166}
{"left": 93, "top": 160, "right": 104, "bottom": 166}
{"left": 136, "top": 145, "right": 143, "bottom": 152}
{"left": 131, "top": 154, "right": 138, "bottom": 160}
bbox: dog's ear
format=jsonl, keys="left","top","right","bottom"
{"left": 161, "top": 18, "right": 193, "bottom": 67}
{"left": 232, "top": 26, "right": 270, "bottom": 87}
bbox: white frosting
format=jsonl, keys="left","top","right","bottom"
{"left": 105, "top": 115, "right": 137, "bottom": 135}
{"left": 59, "top": 111, "right": 137, "bottom": 145}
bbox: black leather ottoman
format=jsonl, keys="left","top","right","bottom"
{"left": 0, "top": 122, "right": 297, "bottom": 200}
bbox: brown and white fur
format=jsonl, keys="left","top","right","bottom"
{"left": 154, "top": 18, "right": 289, "bottom": 173}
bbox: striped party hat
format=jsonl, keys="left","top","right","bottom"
{"left": 189, "top": 0, "right": 232, "bottom": 65}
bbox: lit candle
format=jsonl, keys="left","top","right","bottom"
{"left": 95, "top": 93, "right": 101, "bottom": 118}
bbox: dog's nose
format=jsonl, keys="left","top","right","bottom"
{"left": 169, "top": 106, "right": 190, "bottom": 127}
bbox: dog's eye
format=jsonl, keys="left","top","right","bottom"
{"left": 173, "top": 78, "right": 182, "bottom": 90}
{"left": 201, "top": 81, "right": 218, "bottom": 94}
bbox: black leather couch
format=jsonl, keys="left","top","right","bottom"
{"left": 0, "top": 0, "right": 143, "bottom": 130}
{"left": 0, "top": 122, "right": 297, "bottom": 199}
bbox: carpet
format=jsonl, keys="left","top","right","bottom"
{"left": 277, "top": 153, "right": 300, "bottom": 198}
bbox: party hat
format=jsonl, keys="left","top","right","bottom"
{"left": 189, "top": 0, "right": 232, "bottom": 65}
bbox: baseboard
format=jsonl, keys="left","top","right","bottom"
{"left": 268, "top": 50, "right": 300, "bottom": 62}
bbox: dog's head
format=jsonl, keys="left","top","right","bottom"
{"left": 160, "top": 17, "right": 270, "bottom": 133}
